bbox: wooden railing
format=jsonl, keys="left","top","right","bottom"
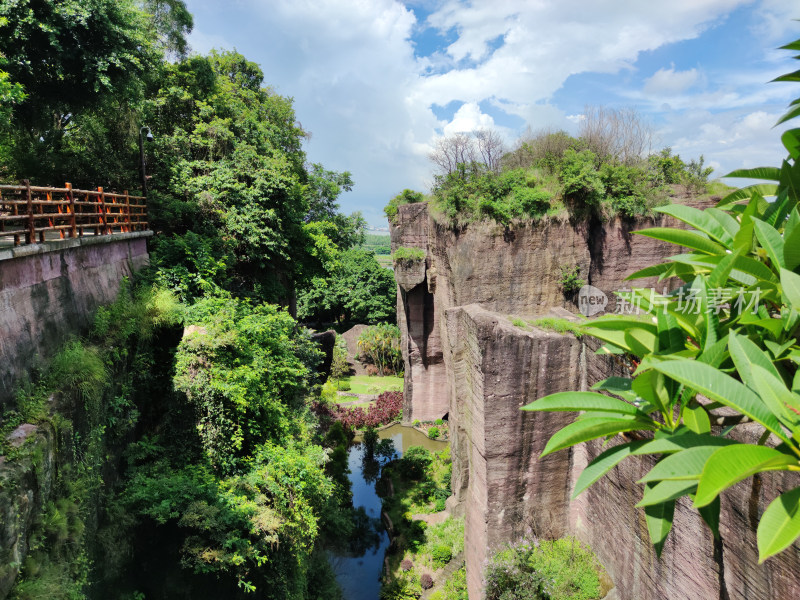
{"left": 0, "top": 181, "right": 148, "bottom": 246}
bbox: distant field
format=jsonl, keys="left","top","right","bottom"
{"left": 362, "top": 233, "right": 391, "bottom": 255}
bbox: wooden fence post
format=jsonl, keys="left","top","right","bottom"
{"left": 98, "top": 186, "right": 107, "bottom": 235}
{"left": 66, "top": 182, "right": 77, "bottom": 238}
{"left": 24, "top": 179, "right": 34, "bottom": 244}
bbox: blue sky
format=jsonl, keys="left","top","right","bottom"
{"left": 185, "top": 0, "right": 799, "bottom": 228}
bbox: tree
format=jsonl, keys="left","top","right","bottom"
{"left": 475, "top": 128, "right": 505, "bottom": 173}
{"left": 140, "top": 0, "right": 194, "bottom": 59}
{"left": 429, "top": 132, "right": 476, "bottom": 175}
{"left": 578, "top": 105, "right": 653, "bottom": 165}
{"left": 0, "top": 0, "right": 154, "bottom": 135}
{"left": 525, "top": 34, "right": 800, "bottom": 562}
{"left": 297, "top": 248, "right": 396, "bottom": 326}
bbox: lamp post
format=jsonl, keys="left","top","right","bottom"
{"left": 139, "top": 126, "right": 154, "bottom": 196}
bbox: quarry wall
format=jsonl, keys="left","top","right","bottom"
{"left": 391, "top": 203, "right": 800, "bottom": 600}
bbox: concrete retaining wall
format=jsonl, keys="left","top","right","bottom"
{"left": 0, "top": 232, "right": 152, "bottom": 404}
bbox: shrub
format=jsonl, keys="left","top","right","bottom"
{"left": 560, "top": 148, "right": 604, "bottom": 209}
{"left": 399, "top": 446, "right": 432, "bottom": 480}
{"left": 332, "top": 391, "right": 403, "bottom": 431}
{"left": 432, "top": 544, "right": 452, "bottom": 568}
{"left": 385, "top": 188, "right": 425, "bottom": 221}
{"left": 420, "top": 573, "right": 434, "bottom": 590}
{"left": 400, "top": 559, "right": 413, "bottom": 572}
{"left": 434, "top": 497, "right": 446, "bottom": 512}
{"left": 559, "top": 265, "right": 584, "bottom": 295}
{"left": 485, "top": 537, "right": 603, "bottom": 600}
{"left": 427, "top": 426, "right": 440, "bottom": 440}
{"left": 393, "top": 246, "right": 426, "bottom": 263}
{"left": 434, "top": 418, "right": 444, "bottom": 426}
{"left": 358, "top": 324, "right": 403, "bottom": 376}
{"left": 338, "top": 380, "right": 352, "bottom": 391}
{"left": 511, "top": 318, "right": 526, "bottom": 328}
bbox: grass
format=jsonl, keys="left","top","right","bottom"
{"left": 529, "top": 317, "right": 584, "bottom": 337}
{"left": 336, "top": 374, "right": 403, "bottom": 395}
{"left": 508, "top": 316, "right": 584, "bottom": 338}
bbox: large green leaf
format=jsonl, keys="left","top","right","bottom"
{"left": 716, "top": 185, "right": 778, "bottom": 208}
{"left": 728, "top": 330, "right": 782, "bottom": 382}
{"left": 522, "top": 392, "right": 647, "bottom": 417}
{"left": 782, "top": 129, "right": 800, "bottom": 161}
{"left": 753, "top": 218, "right": 786, "bottom": 270}
{"left": 639, "top": 446, "right": 721, "bottom": 483}
{"left": 776, "top": 103, "right": 800, "bottom": 126}
{"left": 650, "top": 360, "right": 790, "bottom": 445}
{"left": 645, "top": 497, "right": 675, "bottom": 556}
{"left": 694, "top": 445, "right": 800, "bottom": 508}
{"left": 749, "top": 365, "right": 800, "bottom": 429}
{"left": 636, "top": 228, "right": 727, "bottom": 255}
{"left": 572, "top": 440, "right": 648, "bottom": 499}
{"left": 638, "top": 480, "right": 697, "bottom": 507}
{"left": 668, "top": 253, "right": 777, "bottom": 286}
{"left": 781, "top": 268, "right": 800, "bottom": 311}
{"left": 757, "top": 486, "right": 800, "bottom": 561}
{"left": 540, "top": 417, "right": 658, "bottom": 457}
{"left": 655, "top": 205, "right": 734, "bottom": 247}
{"left": 683, "top": 401, "right": 711, "bottom": 434}
{"left": 725, "top": 167, "right": 781, "bottom": 181}
{"left": 706, "top": 208, "right": 741, "bottom": 242}
{"left": 632, "top": 371, "right": 669, "bottom": 419}
{"left": 625, "top": 262, "right": 674, "bottom": 281}
{"left": 631, "top": 432, "right": 737, "bottom": 455}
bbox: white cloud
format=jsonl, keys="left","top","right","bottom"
{"left": 442, "top": 102, "right": 496, "bottom": 135}
{"left": 644, "top": 65, "right": 701, "bottom": 95}
{"left": 185, "top": 0, "right": 800, "bottom": 225}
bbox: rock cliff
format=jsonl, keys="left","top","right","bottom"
{"left": 391, "top": 202, "right": 800, "bottom": 600}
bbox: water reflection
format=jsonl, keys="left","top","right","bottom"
{"left": 330, "top": 425, "right": 448, "bottom": 600}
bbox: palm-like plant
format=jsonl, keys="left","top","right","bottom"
{"left": 524, "top": 32, "right": 800, "bottom": 561}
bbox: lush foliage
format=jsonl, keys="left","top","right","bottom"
{"left": 484, "top": 538, "right": 602, "bottom": 600}
{"left": 357, "top": 323, "right": 403, "bottom": 376}
{"left": 0, "top": 2, "right": 370, "bottom": 598}
{"left": 174, "top": 297, "right": 320, "bottom": 475}
{"left": 418, "top": 126, "right": 717, "bottom": 225}
{"left": 525, "top": 35, "right": 800, "bottom": 562}
{"left": 297, "top": 247, "right": 396, "bottom": 326}
{"left": 385, "top": 188, "right": 425, "bottom": 221}
{"left": 559, "top": 265, "right": 585, "bottom": 295}
{"left": 393, "top": 246, "right": 426, "bottom": 263}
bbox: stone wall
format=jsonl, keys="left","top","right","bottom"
{"left": 391, "top": 203, "right": 800, "bottom": 599}
{"left": 0, "top": 232, "right": 151, "bottom": 405}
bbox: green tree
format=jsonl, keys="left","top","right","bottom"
{"left": 298, "top": 248, "right": 396, "bottom": 326}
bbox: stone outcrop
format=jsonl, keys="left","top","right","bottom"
{"left": 0, "top": 423, "right": 57, "bottom": 598}
{"left": 391, "top": 202, "right": 800, "bottom": 600}
{"left": 0, "top": 232, "right": 151, "bottom": 405}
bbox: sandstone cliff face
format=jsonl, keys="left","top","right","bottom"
{"left": 391, "top": 202, "right": 800, "bottom": 600}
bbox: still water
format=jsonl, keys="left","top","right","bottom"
{"left": 330, "top": 425, "right": 447, "bottom": 600}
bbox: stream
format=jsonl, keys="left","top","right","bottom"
{"left": 329, "top": 424, "right": 448, "bottom": 600}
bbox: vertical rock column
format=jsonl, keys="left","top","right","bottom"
{"left": 445, "top": 306, "right": 582, "bottom": 599}
{"left": 391, "top": 204, "right": 449, "bottom": 422}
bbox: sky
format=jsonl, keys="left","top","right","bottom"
{"left": 185, "top": 0, "right": 800, "bottom": 228}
